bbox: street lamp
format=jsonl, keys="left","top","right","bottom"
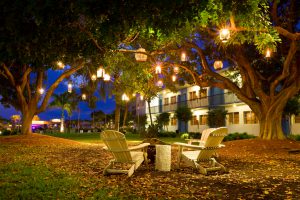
{"left": 213, "top": 60, "right": 223, "bottom": 70}
{"left": 103, "top": 73, "right": 111, "bottom": 81}
{"left": 82, "top": 93, "right": 87, "bottom": 100}
{"left": 91, "top": 74, "right": 97, "bottom": 81}
{"left": 57, "top": 61, "right": 65, "bottom": 69}
{"left": 155, "top": 65, "right": 161, "bottom": 74}
{"left": 265, "top": 49, "right": 271, "bottom": 58}
{"left": 172, "top": 75, "right": 177, "bottom": 82}
{"left": 67, "top": 81, "right": 72, "bottom": 93}
{"left": 122, "top": 93, "right": 129, "bottom": 101}
{"left": 38, "top": 88, "right": 44, "bottom": 94}
{"left": 181, "top": 52, "right": 187, "bottom": 62}
{"left": 97, "top": 67, "right": 105, "bottom": 78}
{"left": 220, "top": 29, "right": 230, "bottom": 43}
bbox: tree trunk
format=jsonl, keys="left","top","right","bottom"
{"left": 147, "top": 100, "right": 153, "bottom": 125}
{"left": 115, "top": 103, "right": 121, "bottom": 131}
{"left": 258, "top": 107, "right": 286, "bottom": 139}
{"left": 21, "top": 112, "right": 35, "bottom": 135}
{"left": 122, "top": 102, "right": 128, "bottom": 127}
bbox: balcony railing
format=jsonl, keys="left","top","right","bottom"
{"left": 145, "top": 92, "right": 242, "bottom": 114}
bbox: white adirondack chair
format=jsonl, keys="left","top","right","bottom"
{"left": 174, "top": 127, "right": 228, "bottom": 175}
{"left": 101, "top": 130, "right": 150, "bottom": 177}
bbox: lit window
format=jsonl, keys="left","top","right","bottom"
{"left": 191, "top": 115, "right": 199, "bottom": 125}
{"left": 171, "top": 96, "right": 177, "bottom": 104}
{"left": 199, "top": 115, "right": 207, "bottom": 125}
{"left": 199, "top": 89, "right": 207, "bottom": 98}
{"left": 171, "top": 117, "right": 177, "bottom": 126}
{"left": 227, "top": 112, "right": 239, "bottom": 124}
{"left": 295, "top": 115, "right": 300, "bottom": 123}
{"left": 244, "top": 111, "right": 258, "bottom": 124}
{"left": 164, "top": 98, "right": 169, "bottom": 105}
{"left": 189, "top": 91, "right": 197, "bottom": 100}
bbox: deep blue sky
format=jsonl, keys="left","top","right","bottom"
{"left": 0, "top": 69, "right": 116, "bottom": 121}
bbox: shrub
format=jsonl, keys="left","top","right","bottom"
{"left": 288, "top": 134, "right": 300, "bottom": 141}
{"left": 224, "top": 132, "right": 256, "bottom": 141}
{"left": 180, "top": 133, "right": 189, "bottom": 139}
{"left": 0, "top": 129, "right": 18, "bottom": 136}
{"left": 188, "top": 132, "right": 201, "bottom": 139}
{"left": 158, "top": 131, "right": 176, "bottom": 138}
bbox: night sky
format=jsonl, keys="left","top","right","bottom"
{"left": 0, "top": 69, "right": 116, "bottom": 121}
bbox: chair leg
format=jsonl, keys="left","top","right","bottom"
{"left": 194, "top": 162, "right": 207, "bottom": 175}
{"left": 212, "top": 158, "right": 228, "bottom": 173}
{"left": 128, "top": 165, "right": 135, "bottom": 177}
{"left": 103, "top": 160, "right": 113, "bottom": 176}
{"left": 177, "top": 146, "right": 183, "bottom": 168}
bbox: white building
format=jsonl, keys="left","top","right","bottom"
{"left": 139, "top": 85, "right": 300, "bottom": 136}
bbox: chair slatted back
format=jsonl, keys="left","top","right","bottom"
{"left": 197, "top": 127, "right": 228, "bottom": 161}
{"left": 200, "top": 128, "right": 216, "bottom": 143}
{"left": 101, "top": 130, "right": 133, "bottom": 162}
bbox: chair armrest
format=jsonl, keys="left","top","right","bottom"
{"left": 173, "top": 142, "right": 205, "bottom": 150}
{"left": 103, "top": 146, "right": 108, "bottom": 150}
{"left": 128, "top": 143, "right": 150, "bottom": 151}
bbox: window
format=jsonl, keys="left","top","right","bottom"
{"left": 295, "top": 115, "right": 300, "bottom": 123}
{"left": 171, "top": 117, "right": 177, "bottom": 126}
{"left": 171, "top": 96, "right": 177, "bottom": 104}
{"left": 199, "top": 89, "right": 207, "bottom": 98}
{"left": 189, "top": 91, "right": 197, "bottom": 100}
{"left": 227, "top": 112, "right": 239, "bottom": 124}
{"left": 191, "top": 115, "right": 199, "bottom": 125}
{"left": 164, "top": 98, "right": 169, "bottom": 105}
{"left": 243, "top": 111, "right": 258, "bottom": 124}
{"left": 199, "top": 115, "right": 207, "bottom": 125}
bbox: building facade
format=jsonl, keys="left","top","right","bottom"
{"left": 140, "top": 85, "right": 300, "bottom": 136}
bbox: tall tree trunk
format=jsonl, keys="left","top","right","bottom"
{"left": 122, "top": 102, "right": 128, "bottom": 127}
{"left": 147, "top": 100, "right": 153, "bottom": 125}
{"left": 115, "top": 103, "right": 121, "bottom": 131}
{"left": 259, "top": 111, "right": 285, "bottom": 139}
{"left": 21, "top": 111, "right": 35, "bottom": 135}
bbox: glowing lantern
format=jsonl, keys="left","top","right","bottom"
{"left": 173, "top": 66, "right": 179, "bottom": 74}
{"left": 103, "top": 74, "right": 110, "bottom": 81}
{"left": 265, "top": 49, "right": 271, "bottom": 58}
{"left": 97, "top": 67, "right": 105, "bottom": 78}
{"left": 181, "top": 52, "right": 187, "bottom": 62}
{"left": 91, "top": 74, "right": 97, "bottom": 81}
{"left": 220, "top": 29, "right": 230, "bottom": 43}
{"left": 82, "top": 94, "right": 87, "bottom": 100}
{"left": 135, "top": 48, "right": 147, "bottom": 62}
{"left": 57, "top": 61, "right": 64, "bottom": 69}
{"left": 122, "top": 93, "right": 129, "bottom": 101}
{"left": 213, "top": 60, "right": 223, "bottom": 70}
{"left": 38, "top": 88, "right": 44, "bottom": 94}
{"left": 155, "top": 65, "right": 161, "bottom": 74}
{"left": 67, "top": 81, "right": 72, "bottom": 93}
{"left": 157, "top": 80, "right": 163, "bottom": 88}
{"left": 172, "top": 75, "right": 177, "bottom": 82}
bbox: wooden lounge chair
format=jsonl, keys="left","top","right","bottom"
{"left": 174, "top": 127, "right": 228, "bottom": 175}
{"left": 101, "top": 130, "right": 150, "bottom": 177}
{"left": 186, "top": 128, "right": 216, "bottom": 145}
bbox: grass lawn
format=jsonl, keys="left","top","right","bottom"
{"left": 1, "top": 134, "right": 300, "bottom": 199}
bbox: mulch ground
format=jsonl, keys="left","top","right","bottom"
{"left": 1, "top": 134, "right": 300, "bottom": 199}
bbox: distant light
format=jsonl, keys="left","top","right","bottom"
{"left": 103, "top": 74, "right": 110, "bottom": 81}
{"left": 97, "top": 67, "right": 105, "bottom": 78}
{"left": 157, "top": 80, "right": 163, "bottom": 88}
{"left": 38, "top": 88, "right": 45, "bottom": 94}
{"left": 220, "top": 29, "right": 230, "bottom": 43}
{"left": 91, "top": 74, "right": 97, "bottom": 81}
{"left": 135, "top": 48, "right": 147, "bottom": 62}
{"left": 172, "top": 75, "right": 177, "bottom": 82}
{"left": 68, "top": 81, "right": 72, "bottom": 93}
{"left": 140, "top": 95, "right": 144, "bottom": 100}
{"left": 122, "top": 93, "right": 129, "bottom": 101}
{"left": 57, "top": 61, "right": 65, "bottom": 69}
{"left": 265, "top": 49, "right": 271, "bottom": 58}
{"left": 82, "top": 93, "right": 87, "bottom": 100}
{"left": 181, "top": 52, "right": 187, "bottom": 62}
{"left": 132, "top": 93, "right": 136, "bottom": 97}
{"left": 213, "top": 60, "right": 223, "bottom": 70}
{"left": 173, "top": 66, "right": 179, "bottom": 74}
{"left": 155, "top": 65, "right": 161, "bottom": 74}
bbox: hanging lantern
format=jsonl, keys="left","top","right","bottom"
{"left": 213, "top": 60, "right": 223, "bottom": 70}
{"left": 103, "top": 74, "right": 110, "bottom": 81}
{"left": 157, "top": 80, "right": 163, "bottom": 88}
{"left": 265, "top": 49, "right": 271, "bottom": 58}
{"left": 82, "top": 93, "right": 87, "bottom": 100}
{"left": 97, "top": 67, "right": 105, "bottom": 78}
{"left": 135, "top": 48, "right": 147, "bottom": 62}
{"left": 155, "top": 65, "right": 161, "bottom": 74}
{"left": 173, "top": 66, "right": 179, "bottom": 74}
{"left": 181, "top": 52, "right": 187, "bottom": 62}
{"left": 57, "top": 61, "right": 64, "bottom": 69}
{"left": 219, "top": 29, "right": 230, "bottom": 43}
{"left": 91, "top": 74, "right": 97, "bottom": 81}
{"left": 122, "top": 93, "right": 129, "bottom": 101}
{"left": 67, "top": 81, "right": 73, "bottom": 93}
{"left": 38, "top": 88, "right": 44, "bottom": 94}
{"left": 172, "top": 75, "right": 177, "bottom": 82}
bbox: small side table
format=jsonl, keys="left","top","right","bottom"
{"left": 155, "top": 145, "right": 171, "bottom": 171}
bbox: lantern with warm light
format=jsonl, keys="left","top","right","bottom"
{"left": 135, "top": 48, "right": 147, "bottom": 62}
{"left": 122, "top": 93, "right": 129, "bottom": 101}
{"left": 97, "top": 67, "right": 105, "bottom": 78}
{"left": 67, "top": 81, "right": 73, "bottom": 93}
{"left": 91, "top": 74, "right": 97, "bottom": 81}
{"left": 157, "top": 80, "right": 163, "bottom": 88}
{"left": 213, "top": 60, "right": 223, "bottom": 70}
{"left": 220, "top": 29, "right": 230, "bottom": 43}
{"left": 103, "top": 74, "right": 110, "bottom": 81}
{"left": 172, "top": 75, "right": 177, "bottom": 82}
{"left": 181, "top": 52, "right": 187, "bottom": 62}
{"left": 82, "top": 94, "right": 87, "bottom": 100}
{"left": 155, "top": 65, "right": 161, "bottom": 74}
{"left": 38, "top": 88, "right": 44, "bottom": 94}
{"left": 173, "top": 66, "right": 179, "bottom": 74}
{"left": 265, "top": 49, "right": 271, "bottom": 58}
{"left": 57, "top": 61, "right": 64, "bottom": 69}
